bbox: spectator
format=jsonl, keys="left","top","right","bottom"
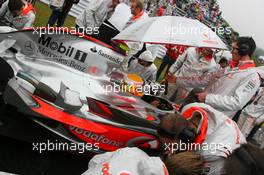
{"left": 156, "top": 5, "right": 165, "bottom": 16}
{"left": 172, "top": 4, "right": 178, "bottom": 16}
{"left": 258, "top": 56, "right": 264, "bottom": 64}
{"left": 198, "top": 10, "right": 205, "bottom": 22}
{"left": 0, "top": 0, "right": 35, "bottom": 29}
{"left": 47, "top": 0, "right": 79, "bottom": 27}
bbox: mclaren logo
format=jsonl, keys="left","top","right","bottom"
{"left": 24, "top": 41, "right": 35, "bottom": 51}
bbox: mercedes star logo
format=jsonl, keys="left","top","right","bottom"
{"left": 24, "top": 41, "right": 35, "bottom": 51}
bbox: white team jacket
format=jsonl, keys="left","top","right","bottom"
{"left": 177, "top": 67, "right": 261, "bottom": 118}
{"left": 181, "top": 103, "right": 246, "bottom": 158}
{"left": 169, "top": 47, "right": 218, "bottom": 77}
{"left": 75, "top": 0, "right": 112, "bottom": 28}
{"left": 82, "top": 147, "right": 168, "bottom": 175}
{"left": 0, "top": 0, "right": 35, "bottom": 29}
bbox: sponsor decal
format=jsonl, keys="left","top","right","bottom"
{"left": 74, "top": 50, "right": 88, "bottom": 63}
{"left": 101, "top": 163, "right": 131, "bottom": 175}
{"left": 38, "top": 46, "right": 86, "bottom": 72}
{"left": 38, "top": 35, "right": 87, "bottom": 63}
{"left": 69, "top": 126, "right": 124, "bottom": 147}
{"left": 37, "top": 35, "right": 123, "bottom": 67}
{"left": 24, "top": 41, "right": 35, "bottom": 51}
{"left": 98, "top": 50, "right": 123, "bottom": 64}
{"left": 202, "top": 40, "right": 219, "bottom": 45}
{"left": 37, "top": 35, "right": 87, "bottom": 71}
{"left": 246, "top": 81, "right": 256, "bottom": 90}
{"left": 102, "top": 162, "right": 112, "bottom": 175}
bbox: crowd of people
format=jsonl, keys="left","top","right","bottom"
{"left": 144, "top": 0, "right": 232, "bottom": 44}
{"left": 0, "top": 0, "right": 232, "bottom": 44}
{"left": 1, "top": 0, "right": 264, "bottom": 175}
{"left": 146, "top": 0, "right": 223, "bottom": 25}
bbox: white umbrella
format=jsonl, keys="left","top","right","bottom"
{"left": 113, "top": 16, "right": 228, "bottom": 50}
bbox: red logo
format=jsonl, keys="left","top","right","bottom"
{"left": 118, "top": 170, "right": 131, "bottom": 175}
{"left": 102, "top": 162, "right": 112, "bottom": 175}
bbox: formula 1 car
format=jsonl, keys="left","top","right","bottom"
{"left": 0, "top": 27, "right": 175, "bottom": 154}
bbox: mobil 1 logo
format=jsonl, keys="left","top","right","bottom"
{"left": 38, "top": 35, "right": 88, "bottom": 63}
{"left": 74, "top": 50, "right": 88, "bottom": 63}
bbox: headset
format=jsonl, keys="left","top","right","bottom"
{"left": 179, "top": 127, "right": 196, "bottom": 143}
{"left": 157, "top": 126, "right": 196, "bottom": 143}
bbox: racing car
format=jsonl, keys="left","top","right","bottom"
{"left": 0, "top": 27, "right": 176, "bottom": 154}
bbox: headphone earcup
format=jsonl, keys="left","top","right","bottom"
{"left": 179, "top": 128, "right": 196, "bottom": 143}
{"left": 238, "top": 43, "right": 250, "bottom": 56}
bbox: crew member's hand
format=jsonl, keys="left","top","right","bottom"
{"left": 196, "top": 92, "right": 208, "bottom": 102}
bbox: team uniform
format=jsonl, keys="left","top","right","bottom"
{"left": 166, "top": 47, "right": 217, "bottom": 102}
{"left": 75, "top": 0, "right": 112, "bottom": 29}
{"left": 182, "top": 103, "right": 246, "bottom": 174}
{"left": 124, "top": 10, "right": 148, "bottom": 28}
{"left": 82, "top": 147, "right": 168, "bottom": 175}
{"left": 0, "top": 0, "right": 35, "bottom": 29}
{"left": 169, "top": 47, "right": 217, "bottom": 78}
{"left": 122, "top": 10, "right": 149, "bottom": 69}
{"left": 177, "top": 60, "right": 261, "bottom": 119}
{"left": 108, "top": 3, "right": 131, "bottom": 32}
{"left": 237, "top": 66, "right": 264, "bottom": 137}
{"left": 237, "top": 87, "right": 264, "bottom": 137}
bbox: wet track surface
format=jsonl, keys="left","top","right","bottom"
{"left": 0, "top": 100, "right": 92, "bottom": 175}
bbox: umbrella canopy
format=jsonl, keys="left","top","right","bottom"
{"left": 113, "top": 16, "right": 228, "bottom": 50}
